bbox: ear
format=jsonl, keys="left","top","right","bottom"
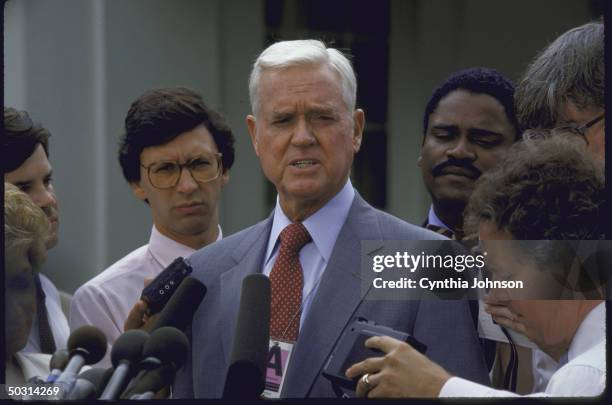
{"left": 352, "top": 109, "right": 365, "bottom": 153}
{"left": 246, "top": 115, "right": 260, "bottom": 157}
{"left": 220, "top": 170, "right": 230, "bottom": 187}
{"left": 130, "top": 181, "right": 147, "bottom": 201}
{"left": 417, "top": 154, "right": 423, "bottom": 168}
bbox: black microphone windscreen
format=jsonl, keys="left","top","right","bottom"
{"left": 223, "top": 273, "right": 270, "bottom": 399}
{"left": 49, "top": 348, "right": 70, "bottom": 371}
{"left": 110, "top": 329, "right": 149, "bottom": 367}
{"left": 67, "top": 325, "right": 108, "bottom": 364}
{"left": 142, "top": 326, "right": 189, "bottom": 367}
{"left": 152, "top": 277, "right": 206, "bottom": 332}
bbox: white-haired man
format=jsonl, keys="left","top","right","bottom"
{"left": 173, "top": 40, "right": 489, "bottom": 398}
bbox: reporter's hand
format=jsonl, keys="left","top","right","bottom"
{"left": 123, "top": 277, "right": 159, "bottom": 332}
{"left": 345, "top": 335, "right": 451, "bottom": 398}
{"left": 483, "top": 298, "right": 530, "bottom": 338}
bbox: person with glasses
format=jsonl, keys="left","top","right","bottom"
{"left": 346, "top": 135, "right": 605, "bottom": 398}
{"left": 514, "top": 18, "right": 604, "bottom": 393}
{"left": 70, "top": 87, "right": 235, "bottom": 366}
{"left": 516, "top": 20, "right": 604, "bottom": 161}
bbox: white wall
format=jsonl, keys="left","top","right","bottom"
{"left": 4, "top": 0, "right": 266, "bottom": 292}
{"left": 4, "top": 0, "right": 598, "bottom": 292}
{"left": 387, "top": 0, "right": 596, "bottom": 224}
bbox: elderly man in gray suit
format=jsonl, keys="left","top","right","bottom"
{"left": 173, "top": 39, "right": 489, "bottom": 398}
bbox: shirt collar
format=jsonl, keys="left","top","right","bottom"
{"left": 566, "top": 302, "right": 605, "bottom": 363}
{"left": 265, "top": 179, "right": 355, "bottom": 264}
{"left": 148, "top": 224, "right": 222, "bottom": 268}
{"left": 427, "top": 205, "right": 452, "bottom": 231}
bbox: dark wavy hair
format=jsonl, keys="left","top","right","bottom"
{"left": 465, "top": 133, "right": 606, "bottom": 296}
{"left": 465, "top": 132, "right": 604, "bottom": 239}
{"left": 422, "top": 67, "right": 520, "bottom": 141}
{"left": 3, "top": 107, "right": 51, "bottom": 173}
{"left": 118, "top": 87, "right": 235, "bottom": 183}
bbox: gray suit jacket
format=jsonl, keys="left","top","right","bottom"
{"left": 174, "top": 192, "right": 489, "bottom": 398}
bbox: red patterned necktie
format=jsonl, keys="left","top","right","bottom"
{"left": 269, "top": 222, "right": 312, "bottom": 341}
{"left": 425, "top": 223, "right": 458, "bottom": 240}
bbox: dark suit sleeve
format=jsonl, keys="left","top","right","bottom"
{"left": 412, "top": 300, "right": 490, "bottom": 385}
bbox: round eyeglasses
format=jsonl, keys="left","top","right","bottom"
{"left": 551, "top": 114, "right": 605, "bottom": 145}
{"left": 141, "top": 152, "right": 223, "bottom": 189}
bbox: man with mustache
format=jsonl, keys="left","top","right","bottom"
{"left": 417, "top": 69, "right": 523, "bottom": 391}
{"left": 4, "top": 107, "right": 70, "bottom": 355}
{"left": 70, "top": 87, "right": 235, "bottom": 362}
{"left": 418, "top": 68, "right": 520, "bottom": 239}
{"left": 347, "top": 134, "right": 606, "bottom": 398}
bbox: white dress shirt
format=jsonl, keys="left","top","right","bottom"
{"left": 263, "top": 179, "right": 355, "bottom": 329}
{"left": 70, "top": 225, "right": 221, "bottom": 367}
{"left": 440, "top": 302, "right": 606, "bottom": 397}
{"left": 431, "top": 203, "right": 562, "bottom": 392}
{"left": 22, "top": 273, "right": 70, "bottom": 353}
{"left": 5, "top": 352, "right": 52, "bottom": 386}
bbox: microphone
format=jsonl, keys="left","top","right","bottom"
{"left": 65, "top": 367, "right": 113, "bottom": 400}
{"left": 127, "top": 363, "right": 175, "bottom": 399}
{"left": 45, "top": 348, "right": 70, "bottom": 383}
{"left": 223, "top": 273, "right": 271, "bottom": 399}
{"left": 55, "top": 325, "right": 107, "bottom": 396}
{"left": 120, "top": 326, "right": 189, "bottom": 399}
{"left": 151, "top": 277, "right": 207, "bottom": 331}
{"left": 99, "top": 329, "right": 149, "bottom": 400}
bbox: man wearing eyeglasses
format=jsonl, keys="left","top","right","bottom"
{"left": 513, "top": 19, "right": 605, "bottom": 392}
{"left": 70, "top": 87, "right": 235, "bottom": 363}
{"left": 516, "top": 20, "right": 604, "bottom": 161}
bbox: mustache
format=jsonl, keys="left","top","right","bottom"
{"left": 431, "top": 158, "right": 481, "bottom": 178}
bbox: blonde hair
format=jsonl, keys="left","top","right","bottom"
{"left": 4, "top": 183, "right": 50, "bottom": 253}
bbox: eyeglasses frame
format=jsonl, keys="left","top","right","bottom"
{"left": 140, "top": 152, "right": 223, "bottom": 190}
{"left": 552, "top": 114, "right": 605, "bottom": 145}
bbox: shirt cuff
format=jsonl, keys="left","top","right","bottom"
{"left": 439, "top": 377, "right": 518, "bottom": 397}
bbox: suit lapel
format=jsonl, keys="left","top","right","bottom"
{"left": 219, "top": 216, "right": 273, "bottom": 363}
{"left": 281, "top": 194, "right": 383, "bottom": 397}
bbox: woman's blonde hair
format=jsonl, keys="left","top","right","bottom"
{"left": 4, "top": 183, "right": 50, "bottom": 253}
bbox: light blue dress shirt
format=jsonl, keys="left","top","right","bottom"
{"left": 263, "top": 179, "right": 355, "bottom": 329}
{"left": 427, "top": 205, "right": 452, "bottom": 230}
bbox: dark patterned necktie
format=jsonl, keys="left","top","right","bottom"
{"left": 425, "top": 223, "right": 458, "bottom": 240}
{"left": 34, "top": 275, "right": 56, "bottom": 354}
{"left": 269, "top": 222, "right": 311, "bottom": 341}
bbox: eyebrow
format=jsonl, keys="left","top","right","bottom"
{"left": 430, "top": 124, "right": 459, "bottom": 133}
{"left": 13, "top": 180, "right": 32, "bottom": 188}
{"left": 144, "top": 153, "right": 217, "bottom": 165}
{"left": 11, "top": 168, "right": 53, "bottom": 188}
{"left": 430, "top": 125, "right": 505, "bottom": 137}
{"left": 270, "top": 111, "right": 293, "bottom": 119}
{"left": 309, "top": 105, "right": 337, "bottom": 114}
{"left": 468, "top": 128, "right": 505, "bottom": 137}
{"left": 557, "top": 118, "right": 577, "bottom": 125}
